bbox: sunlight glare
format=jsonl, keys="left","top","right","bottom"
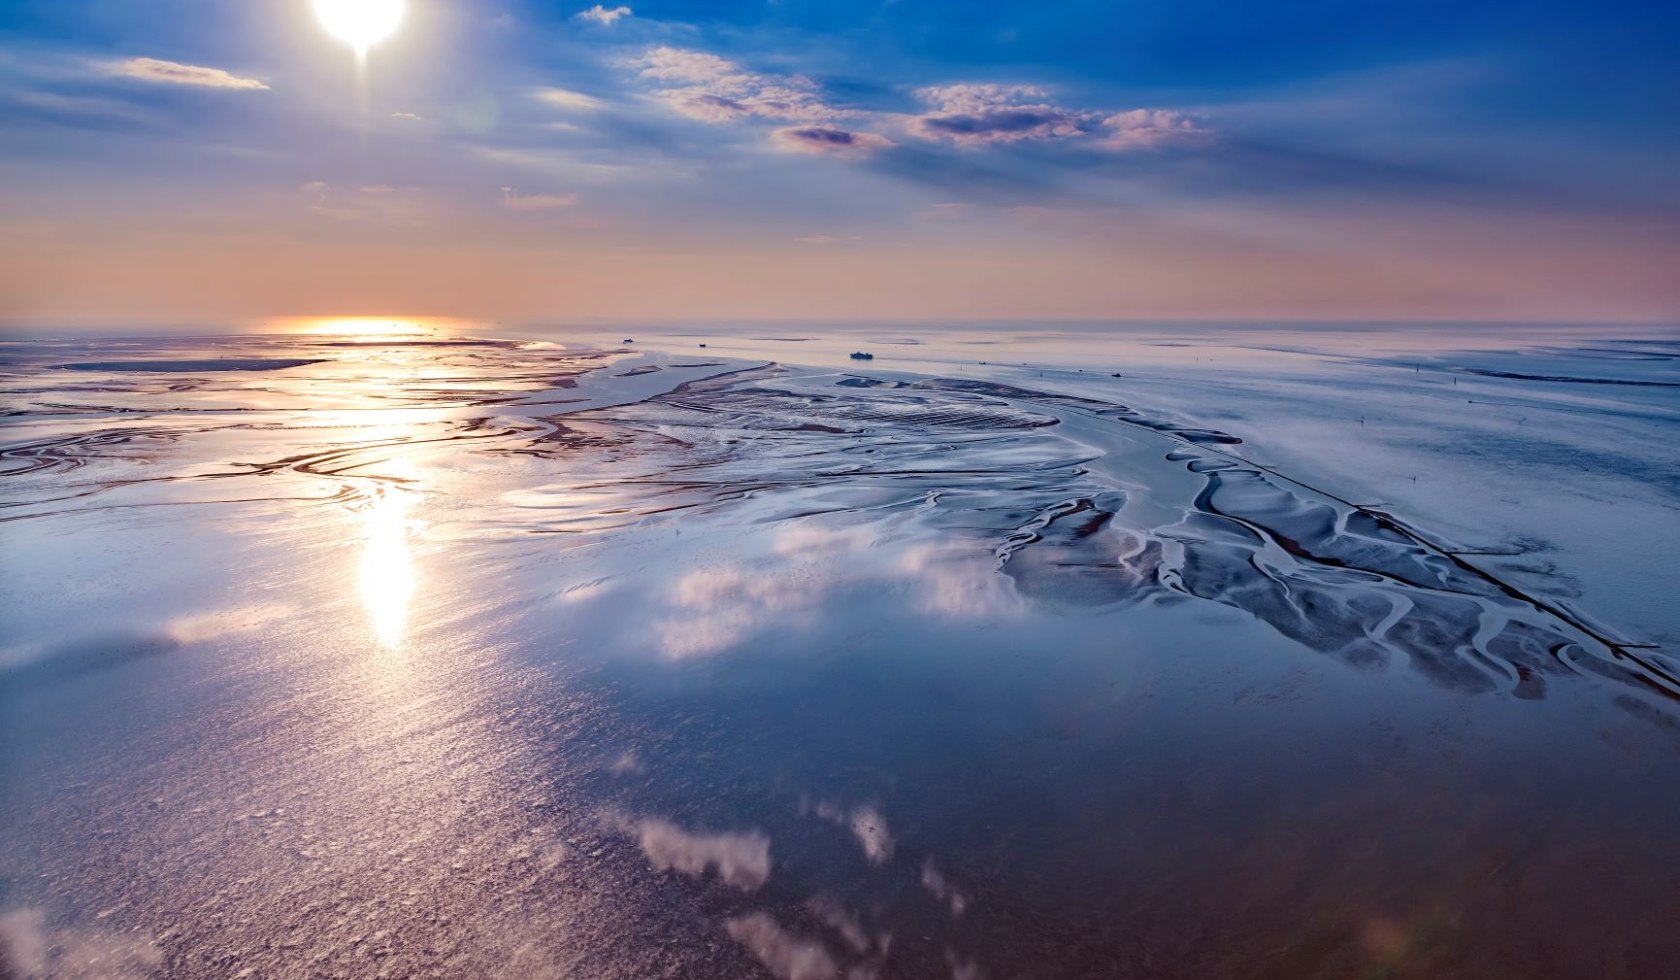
{"left": 313, "top": 0, "right": 406, "bottom": 56}
{"left": 359, "top": 482, "right": 419, "bottom": 648}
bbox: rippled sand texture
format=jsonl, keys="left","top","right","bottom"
{"left": 2, "top": 332, "right": 1678, "bottom": 979}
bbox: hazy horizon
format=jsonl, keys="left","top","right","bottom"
{"left": 5, "top": 316, "right": 1680, "bottom": 340}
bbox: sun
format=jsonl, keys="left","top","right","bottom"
{"left": 312, "top": 0, "right": 406, "bottom": 56}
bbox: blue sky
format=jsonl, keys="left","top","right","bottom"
{"left": 1, "top": 1, "right": 1676, "bottom": 324}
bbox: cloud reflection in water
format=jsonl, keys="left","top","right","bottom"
{"left": 654, "top": 525, "right": 1016, "bottom": 660}
{"left": 624, "top": 816, "right": 772, "bottom": 891}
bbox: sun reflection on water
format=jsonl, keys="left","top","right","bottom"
{"left": 358, "top": 481, "right": 420, "bottom": 648}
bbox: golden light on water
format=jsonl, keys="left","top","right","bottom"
{"left": 359, "top": 482, "right": 419, "bottom": 648}
{"left": 312, "top": 0, "right": 406, "bottom": 57}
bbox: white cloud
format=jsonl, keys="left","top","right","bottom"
{"left": 629, "top": 46, "right": 843, "bottom": 125}
{"left": 922, "top": 83, "right": 1056, "bottom": 117}
{"left": 575, "top": 5, "right": 632, "bottom": 26}
{"left": 1100, "top": 108, "right": 1203, "bottom": 148}
{"left": 632, "top": 47, "right": 741, "bottom": 87}
{"left": 106, "top": 57, "right": 267, "bottom": 90}
{"left": 501, "top": 187, "right": 580, "bottom": 211}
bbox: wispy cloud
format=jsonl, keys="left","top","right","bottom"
{"left": 533, "top": 86, "right": 604, "bottom": 111}
{"left": 575, "top": 5, "right": 633, "bottom": 27}
{"left": 626, "top": 46, "right": 902, "bottom": 160}
{"left": 300, "top": 182, "right": 425, "bottom": 223}
{"left": 630, "top": 46, "right": 842, "bottom": 125}
{"left": 624, "top": 47, "right": 1197, "bottom": 162}
{"left": 771, "top": 126, "right": 894, "bottom": 157}
{"left": 911, "top": 84, "right": 1084, "bottom": 145}
{"left": 500, "top": 188, "right": 579, "bottom": 210}
{"left": 470, "top": 145, "right": 639, "bottom": 184}
{"left": 909, "top": 83, "right": 1201, "bottom": 150}
{"left": 105, "top": 57, "right": 268, "bottom": 90}
{"left": 1101, "top": 109, "right": 1202, "bottom": 149}
{"left": 3, "top": 90, "right": 153, "bottom": 126}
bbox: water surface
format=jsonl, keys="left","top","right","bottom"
{"left": 2, "top": 326, "right": 1677, "bottom": 979}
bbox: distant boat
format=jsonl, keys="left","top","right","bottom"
{"left": 849, "top": 351, "right": 874, "bottom": 360}
{"left": 622, "top": 338, "right": 634, "bottom": 344}
{"left": 698, "top": 343, "right": 708, "bottom": 348}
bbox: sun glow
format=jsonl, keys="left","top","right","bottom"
{"left": 304, "top": 317, "right": 431, "bottom": 338}
{"left": 312, "top": 0, "right": 405, "bottom": 56}
{"left": 263, "top": 316, "right": 455, "bottom": 340}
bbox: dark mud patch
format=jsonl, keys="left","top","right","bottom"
{"left": 59, "top": 359, "right": 325, "bottom": 373}
{"left": 1455, "top": 368, "right": 1680, "bottom": 387}
{"left": 544, "top": 369, "right": 1674, "bottom": 711}
{"left": 914, "top": 378, "right": 1242, "bottom": 445}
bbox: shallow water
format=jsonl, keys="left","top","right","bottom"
{"left": 1, "top": 327, "right": 1677, "bottom": 978}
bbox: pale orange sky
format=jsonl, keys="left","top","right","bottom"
{"left": 3, "top": 1, "right": 1678, "bottom": 329}
{"left": 4, "top": 204, "right": 1677, "bottom": 328}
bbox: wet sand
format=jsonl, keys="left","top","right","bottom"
{"left": 2, "top": 326, "right": 1677, "bottom": 978}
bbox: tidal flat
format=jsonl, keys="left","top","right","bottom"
{"left": 2, "top": 324, "right": 1677, "bottom": 978}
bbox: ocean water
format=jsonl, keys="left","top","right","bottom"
{"left": 1, "top": 324, "right": 1677, "bottom": 978}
